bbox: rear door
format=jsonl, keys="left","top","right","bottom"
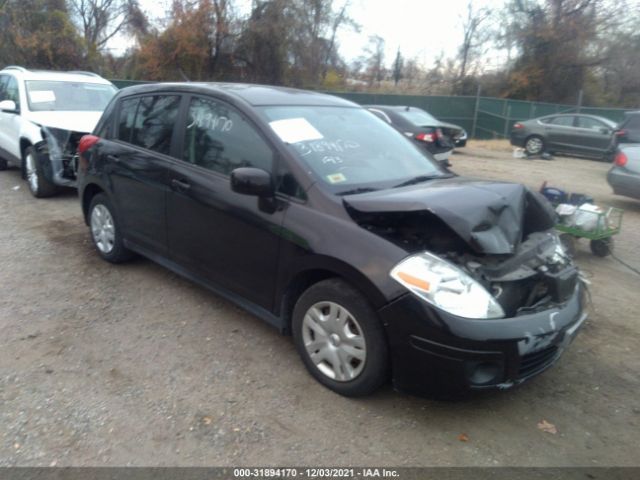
{"left": 573, "top": 116, "right": 612, "bottom": 154}
{"left": 165, "top": 94, "right": 285, "bottom": 310}
{"left": 103, "top": 93, "right": 183, "bottom": 256}
{"left": 545, "top": 115, "right": 578, "bottom": 151}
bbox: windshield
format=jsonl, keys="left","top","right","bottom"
{"left": 259, "top": 106, "right": 445, "bottom": 192}
{"left": 26, "top": 81, "right": 117, "bottom": 112}
{"left": 398, "top": 108, "right": 439, "bottom": 126}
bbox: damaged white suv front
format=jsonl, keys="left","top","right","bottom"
{"left": 0, "top": 66, "right": 117, "bottom": 197}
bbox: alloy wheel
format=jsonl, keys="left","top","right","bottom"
{"left": 526, "top": 137, "right": 544, "bottom": 155}
{"left": 90, "top": 204, "right": 116, "bottom": 254}
{"left": 25, "top": 153, "right": 38, "bottom": 193}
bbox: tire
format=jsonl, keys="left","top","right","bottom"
{"left": 590, "top": 238, "right": 613, "bottom": 257}
{"left": 524, "top": 135, "right": 545, "bottom": 156}
{"left": 24, "top": 146, "right": 57, "bottom": 198}
{"left": 0, "top": 158, "right": 7, "bottom": 171}
{"left": 292, "top": 278, "right": 389, "bottom": 397}
{"left": 88, "top": 193, "right": 134, "bottom": 263}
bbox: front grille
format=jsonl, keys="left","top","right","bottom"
{"left": 518, "top": 345, "right": 559, "bottom": 378}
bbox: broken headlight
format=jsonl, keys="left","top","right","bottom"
{"left": 390, "top": 252, "right": 505, "bottom": 319}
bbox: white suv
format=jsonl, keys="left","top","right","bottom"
{"left": 0, "top": 66, "right": 117, "bottom": 197}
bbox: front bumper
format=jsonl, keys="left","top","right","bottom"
{"left": 379, "top": 284, "right": 587, "bottom": 396}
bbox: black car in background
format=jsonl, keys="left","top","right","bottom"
{"left": 365, "top": 105, "right": 465, "bottom": 165}
{"left": 77, "top": 83, "right": 586, "bottom": 397}
{"left": 510, "top": 113, "right": 617, "bottom": 159}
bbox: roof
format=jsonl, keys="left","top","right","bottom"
{"left": 117, "top": 82, "right": 358, "bottom": 107}
{"left": 0, "top": 66, "right": 113, "bottom": 85}
{"left": 365, "top": 105, "right": 413, "bottom": 110}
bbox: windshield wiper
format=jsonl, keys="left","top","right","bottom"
{"left": 336, "top": 187, "right": 379, "bottom": 196}
{"left": 393, "top": 174, "right": 451, "bottom": 188}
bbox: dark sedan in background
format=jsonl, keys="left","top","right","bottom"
{"left": 612, "top": 111, "right": 640, "bottom": 146}
{"left": 608, "top": 145, "right": 640, "bottom": 200}
{"left": 366, "top": 106, "right": 465, "bottom": 165}
{"left": 510, "top": 113, "right": 617, "bottom": 159}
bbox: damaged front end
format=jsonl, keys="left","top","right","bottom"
{"left": 34, "top": 126, "right": 85, "bottom": 187}
{"left": 344, "top": 178, "right": 587, "bottom": 394}
{"left": 344, "top": 178, "right": 579, "bottom": 317}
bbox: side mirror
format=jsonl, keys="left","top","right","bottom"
{"left": 599, "top": 127, "right": 611, "bottom": 135}
{"left": 230, "top": 167, "right": 274, "bottom": 197}
{"left": 0, "top": 100, "right": 17, "bottom": 113}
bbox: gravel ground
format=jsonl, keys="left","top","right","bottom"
{"left": 1, "top": 144, "right": 639, "bottom": 467}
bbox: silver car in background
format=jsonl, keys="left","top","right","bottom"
{"left": 608, "top": 145, "right": 640, "bottom": 200}
{"left": 510, "top": 113, "right": 617, "bottom": 159}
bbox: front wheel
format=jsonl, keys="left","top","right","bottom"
{"left": 292, "top": 279, "right": 389, "bottom": 396}
{"left": 88, "top": 193, "right": 134, "bottom": 263}
{"left": 24, "top": 146, "right": 57, "bottom": 198}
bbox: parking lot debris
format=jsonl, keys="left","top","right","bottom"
{"left": 537, "top": 419, "right": 558, "bottom": 434}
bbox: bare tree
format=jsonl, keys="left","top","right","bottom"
{"left": 365, "top": 35, "right": 385, "bottom": 87}
{"left": 69, "top": 0, "right": 143, "bottom": 64}
{"left": 455, "top": 1, "right": 492, "bottom": 94}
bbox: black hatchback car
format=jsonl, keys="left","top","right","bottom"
{"left": 77, "top": 83, "right": 587, "bottom": 397}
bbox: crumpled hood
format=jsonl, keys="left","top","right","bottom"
{"left": 27, "top": 111, "right": 102, "bottom": 134}
{"left": 343, "top": 177, "right": 556, "bottom": 255}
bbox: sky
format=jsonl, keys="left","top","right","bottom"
{"left": 121, "top": 0, "right": 506, "bottom": 69}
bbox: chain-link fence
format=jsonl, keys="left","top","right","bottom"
{"left": 109, "top": 79, "right": 632, "bottom": 139}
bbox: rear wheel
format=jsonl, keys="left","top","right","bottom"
{"left": 292, "top": 278, "right": 389, "bottom": 397}
{"left": 24, "top": 146, "right": 57, "bottom": 198}
{"left": 524, "top": 135, "right": 545, "bottom": 155}
{"left": 88, "top": 193, "right": 134, "bottom": 263}
{"left": 0, "top": 158, "right": 7, "bottom": 171}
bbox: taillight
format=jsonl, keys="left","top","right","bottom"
{"left": 513, "top": 122, "right": 524, "bottom": 129}
{"left": 78, "top": 134, "right": 100, "bottom": 156}
{"left": 615, "top": 129, "right": 627, "bottom": 137}
{"left": 614, "top": 151, "right": 628, "bottom": 167}
{"left": 415, "top": 132, "right": 436, "bottom": 142}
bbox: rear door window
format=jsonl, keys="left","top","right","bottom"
{"left": 576, "top": 116, "right": 605, "bottom": 130}
{"left": 130, "top": 95, "right": 181, "bottom": 156}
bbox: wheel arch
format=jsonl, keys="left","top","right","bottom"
{"left": 82, "top": 183, "right": 106, "bottom": 224}
{"left": 278, "top": 258, "right": 389, "bottom": 335}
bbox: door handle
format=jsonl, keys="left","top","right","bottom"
{"left": 171, "top": 178, "right": 191, "bottom": 191}
{"left": 107, "top": 154, "right": 120, "bottom": 163}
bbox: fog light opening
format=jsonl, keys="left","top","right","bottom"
{"left": 467, "top": 361, "right": 502, "bottom": 386}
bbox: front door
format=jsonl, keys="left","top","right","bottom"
{"left": 166, "top": 95, "right": 284, "bottom": 311}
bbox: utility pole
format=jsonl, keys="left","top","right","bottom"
{"left": 471, "top": 84, "right": 482, "bottom": 139}
{"left": 577, "top": 89, "right": 583, "bottom": 113}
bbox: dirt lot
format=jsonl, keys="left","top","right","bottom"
{"left": 1, "top": 143, "right": 639, "bottom": 467}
